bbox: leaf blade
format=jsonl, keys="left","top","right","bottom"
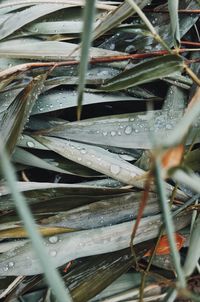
{"left": 101, "top": 55, "right": 184, "bottom": 91}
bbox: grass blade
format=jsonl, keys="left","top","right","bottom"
{"left": 77, "top": 0, "right": 96, "bottom": 120}
{"left": 183, "top": 215, "right": 200, "bottom": 276}
{"left": 168, "top": 0, "right": 180, "bottom": 48}
{"left": 0, "top": 144, "right": 72, "bottom": 302}
{"left": 154, "top": 158, "right": 186, "bottom": 288}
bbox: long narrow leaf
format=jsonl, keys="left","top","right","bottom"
{"left": 0, "top": 145, "right": 72, "bottom": 301}
{"left": 77, "top": 0, "right": 96, "bottom": 119}
{"left": 93, "top": 0, "right": 150, "bottom": 40}
{"left": 0, "top": 73, "right": 47, "bottom": 154}
{"left": 183, "top": 215, "right": 200, "bottom": 276}
{"left": 0, "top": 211, "right": 191, "bottom": 276}
{"left": 168, "top": 0, "right": 180, "bottom": 48}
{"left": 154, "top": 158, "right": 186, "bottom": 287}
{"left": 101, "top": 55, "right": 184, "bottom": 91}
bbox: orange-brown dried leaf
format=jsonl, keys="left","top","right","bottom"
{"left": 144, "top": 233, "right": 186, "bottom": 257}
{"left": 161, "top": 144, "right": 184, "bottom": 170}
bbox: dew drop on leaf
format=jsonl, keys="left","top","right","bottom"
{"left": 110, "top": 165, "right": 120, "bottom": 175}
{"left": 50, "top": 250, "right": 57, "bottom": 257}
{"left": 26, "top": 141, "right": 35, "bottom": 147}
{"left": 49, "top": 236, "right": 58, "bottom": 244}
{"left": 124, "top": 126, "right": 132, "bottom": 135}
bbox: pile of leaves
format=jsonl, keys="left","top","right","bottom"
{"left": 0, "top": 0, "right": 200, "bottom": 301}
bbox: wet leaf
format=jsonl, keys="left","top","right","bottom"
{"left": 0, "top": 38, "right": 125, "bottom": 61}
{"left": 93, "top": 0, "right": 150, "bottom": 40}
{"left": 39, "top": 111, "right": 185, "bottom": 150}
{"left": 31, "top": 89, "right": 140, "bottom": 116}
{"left": 39, "top": 191, "right": 161, "bottom": 229}
{"left": 0, "top": 212, "right": 191, "bottom": 276}
{"left": 0, "top": 73, "right": 47, "bottom": 154}
{"left": 0, "top": 4, "right": 70, "bottom": 41}
{"left": 168, "top": 0, "right": 180, "bottom": 47}
{"left": 101, "top": 55, "right": 184, "bottom": 91}
{"left": 12, "top": 147, "right": 99, "bottom": 177}
{"left": 34, "top": 135, "right": 145, "bottom": 187}
{"left": 184, "top": 215, "right": 200, "bottom": 276}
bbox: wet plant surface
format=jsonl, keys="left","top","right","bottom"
{"left": 0, "top": 0, "right": 200, "bottom": 301}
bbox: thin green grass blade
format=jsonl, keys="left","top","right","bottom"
{"left": 168, "top": 0, "right": 180, "bottom": 48}
{"left": 0, "top": 144, "right": 72, "bottom": 302}
{"left": 77, "top": 0, "right": 96, "bottom": 120}
{"left": 173, "top": 169, "right": 200, "bottom": 194}
{"left": 154, "top": 158, "right": 186, "bottom": 288}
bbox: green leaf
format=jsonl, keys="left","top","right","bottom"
{"left": 0, "top": 38, "right": 124, "bottom": 61}
{"left": 173, "top": 169, "right": 200, "bottom": 194}
{"left": 154, "top": 158, "right": 186, "bottom": 287}
{"left": 25, "top": 21, "right": 87, "bottom": 35}
{"left": 101, "top": 55, "right": 184, "bottom": 91}
{"left": 31, "top": 89, "right": 143, "bottom": 115}
{"left": 76, "top": 0, "right": 96, "bottom": 119}
{"left": 40, "top": 110, "right": 185, "bottom": 149}
{"left": 34, "top": 135, "right": 144, "bottom": 187}
{"left": 168, "top": 0, "right": 180, "bottom": 48}
{"left": 0, "top": 211, "right": 191, "bottom": 276}
{"left": 93, "top": 0, "right": 150, "bottom": 40}
{"left": 0, "top": 181, "right": 130, "bottom": 212}
{"left": 39, "top": 191, "right": 161, "bottom": 229}
{"left": 12, "top": 147, "right": 100, "bottom": 177}
{"left": 0, "top": 4, "right": 68, "bottom": 41}
{"left": 0, "top": 137, "right": 73, "bottom": 302}
{"left": 0, "top": 73, "right": 47, "bottom": 154}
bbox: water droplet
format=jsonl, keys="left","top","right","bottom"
{"left": 135, "top": 129, "right": 139, "bottom": 133}
{"left": 8, "top": 261, "right": 14, "bottom": 268}
{"left": 81, "top": 148, "right": 87, "bottom": 154}
{"left": 166, "top": 124, "right": 172, "bottom": 130}
{"left": 3, "top": 266, "right": 8, "bottom": 271}
{"left": 110, "top": 165, "right": 120, "bottom": 175}
{"left": 109, "top": 43, "right": 115, "bottom": 50}
{"left": 124, "top": 126, "right": 132, "bottom": 135}
{"left": 110, "top": 131, "right": 116, "bottom": 136}
{"left": 26, "top": 141, "right": 35, "bottom": 148}
{"left": 50, "top": 250, "right": 57, "bottom": 257}
{"left": 120, "top": 154, "right": 134, "bottom": 161}
{"left": 49, "top": 236, "right": 58, "bottom": 244}
{"left": 102, "top": 131, "right": 108, "bottom": 136}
